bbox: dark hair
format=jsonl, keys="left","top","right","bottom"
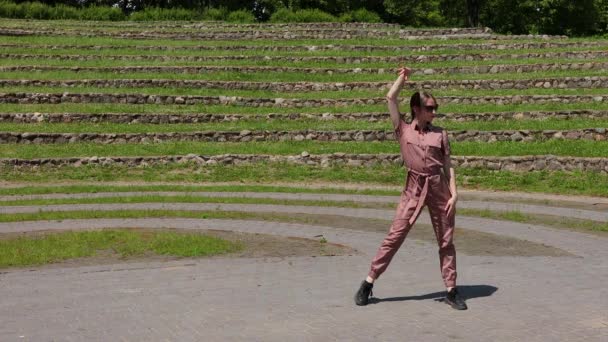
{"left": 409, "top": 91, "right": 437, "bottom": 120}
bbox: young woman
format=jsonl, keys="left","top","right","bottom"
{"left": 354, "top": 66, "right": 467, "bottom": 310}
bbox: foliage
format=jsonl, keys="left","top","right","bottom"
{"left": 203, "top": 6, "right": 228, "bottom": 20}
{"left": 383, "top": 0, "right": 446, "bottom": 26}
{"left": 480, "top": 0, "right": 602, "bottom": 36}
{"left": 269, "top": 7, "right": 337, "bottom": 22}
{"left": 80, "top": 5, "right": 124, "bottom": 20}
{"left": 0, "top": 0, "right": 606, "bottom": 35}
{"left": 129, "top": 6, "right": 195, "bottom": 21}
{"left": 339, "top": 8, "right": 382, "bottom": 22}
{"left": 0, "top": 1, "right": 126, "bottom": 20}
{"left": 226, "top": 9, "right": 256, "bottom": 23}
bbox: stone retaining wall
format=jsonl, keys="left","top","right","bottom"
{"left": 2, "top": 77, "right": 606, "bottom": 92}
{"left": 4, "top": 23, "right": 476, "bottom": 33}
{"left": 2, "top": 154, "right": 606, "bottom": 173}
{"left": 2, "top": 110, "right": 607, "bottom": 124}
{"left": 4, "top": 62, "right": 605, "bottom": 75}
{"left": 0, "top": 28, "right": 563, "bottom": 41}
{"left": 2, "top": 41, "right": 604, "bottom": 53}
{"left": 4, "top": 50, "right": 607, "bottom": 64}
{"left": 15, "top": 22, "right": 402, "bottom": 30}
{"left": 1, "top": 93, "right": 605, "bottom": 107}
{"left": 1, "top": 129, "right": 606, "bottom": 144}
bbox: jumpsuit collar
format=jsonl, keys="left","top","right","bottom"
{"left": 412, "top": 119, "right": 431, "bottom": 132}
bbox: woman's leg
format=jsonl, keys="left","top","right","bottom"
{"left": 426, "top": 192, "right": 457, "bottom": 289}
{"left": 368, "top": 191, "right": 422, "bottom": 281}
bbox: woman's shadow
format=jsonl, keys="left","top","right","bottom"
{"left": 368, "top": 284, "right": 497, "bottom": 304}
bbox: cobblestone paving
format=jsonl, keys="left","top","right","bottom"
{"left": 0, "top": 195, "right": 607, "bottom": 341}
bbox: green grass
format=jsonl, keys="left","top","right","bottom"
{"left": 3, "top": 55, "right": 607, "bottom": 69}
{"left": 4, "top": 45, "right": 608, "bottom": 58}
{"left": 2, "top": 84, "right": 608, "bottom": 99}
{"left": 0, "top": 184, "right": 399, "bottom": 197}
{"left": 0, "top": 184, "right": 602, "bottom": 210}
{"left": 2, "top": 102, "right": 608, "bottom": 115}
{"left": 1, "top": 163, "right": 607, "bottom": 197}
{"left": 0, "top": 35, "right": 592, "bottom": 48}
{"left": 0, "top": 194, "right": 386, "bottom": 209}
{"left": 2, "top": 118, "right": 607, "bottom": 134}
{"left": 459, "top": 208, "right": 608, "bottom": 234}
{"left": 0, "top": 207, "right": 605, "bottom": 236}
{"left": 1, "top": 140, "right": 607, "bottom": 159}
{"left": 1, "top": 65, "right": 607, "bottom": 83}
{"left": 0, "top": 228, "right": 243, "bottom": 268}
{"left": 1, "top": 24, "right": 404, "bottom": 34}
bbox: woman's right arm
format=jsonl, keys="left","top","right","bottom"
{"left": 386, "top": 67, "right": 411, "bottom": 129}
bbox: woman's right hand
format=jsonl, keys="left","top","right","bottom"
{"left": 397, "top": 66, "right": 412, "bottom": 82}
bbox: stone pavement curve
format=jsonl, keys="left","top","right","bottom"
{"left": 0, "top": 192, "right": 607, "bottom": 341}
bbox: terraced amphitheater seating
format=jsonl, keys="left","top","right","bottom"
{"left": 0, "top": 19, "right": 606, "bottom": 176}
{"left": 1, "top": 78, "right": 607, "bottom": 91}
{"left": 1, "top": 19, "right": 607, "bottom": 341}
{"left": 1, "top": 92, "right": 605, "bottom": 106}
{"left": 2, "top": 110, "right": 606, "bottom": 124}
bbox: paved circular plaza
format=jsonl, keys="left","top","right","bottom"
{"left": 0, "top": 189, "right": 606, "bottom": 341}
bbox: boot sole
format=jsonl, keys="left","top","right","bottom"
{"left": 354, "top": 294, "right": 368, "bottom": 306}
{"left": 444, "top": 298, "right": 468, "bottom": 310}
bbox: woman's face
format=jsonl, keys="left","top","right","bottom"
{"left": 416, "top": 97, "right": 438, "bottom": 123}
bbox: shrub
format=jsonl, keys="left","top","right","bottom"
{"left": 0, "top": 1, "right": 21, "bottom": 18}
{"left": 129, "top": 7, "right": 193, "bottom": 21}
{"left": 339, "top": 8, "right": 382, "bottom": 23}
{"left": 226, "top": 9, "right": 255, "bottom": 23}
{"left": 270, "top": 8, "right": 336, "bottom": 22}
{"left": 0, "top": 2, "right": 125, "bottom": 21}
{"left": 25, "top": 1, "right": 53, "bottom": 19}
{"left": 49, "top": 4, "right": 79, "bottom": 20}
{"left": 203, "top": 7, "right": 229, "bottom": 21}
{"left": 80, "top": 5, "right": 125, "bottom": 21}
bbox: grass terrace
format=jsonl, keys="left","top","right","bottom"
{"left": 2, "top": 102, "right": 608, "bottom": 115}
{"left": 0, "top": 19, "right": 606, "bottom": 199}
{"left": 2, "top": 140, "right": 607, "bottom": 159}
{"left": 2, "top": 118, "right": 608, "bottom": 133}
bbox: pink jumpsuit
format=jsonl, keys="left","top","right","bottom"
{"left": 368, "top": 119, "right": 457, "bottom": 288}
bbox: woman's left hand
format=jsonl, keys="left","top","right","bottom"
{"left": 445, "top": 196, "right": 457, "bottom": 217}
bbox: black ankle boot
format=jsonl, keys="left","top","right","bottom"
{"left": 354, "top": 280, "right": 374, "bottom": 306}
{"left": 445, "top": 287, "right": 467, "bottom": 310}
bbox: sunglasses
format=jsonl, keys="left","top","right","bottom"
{"left": 423, "top": 104, "right": 439, "bottom": 111}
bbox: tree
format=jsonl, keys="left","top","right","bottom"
{"left": 466, "top": 0, "right": 481, "bottom": 26}
{"left": 383, "top": 0, "right": 446, "bottom": 26}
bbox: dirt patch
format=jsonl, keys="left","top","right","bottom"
{"left": 251, "top": 212, "right": 573, "bottom": 257}
{"left": 0, "top": 227, "right": 356, "bottom": 271}
{"left": 0, "top": 210, "right": 572, "bottom": 273}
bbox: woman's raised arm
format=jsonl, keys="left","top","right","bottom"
{"left": 386, "top": 66, "right": 411, "bottom": 129}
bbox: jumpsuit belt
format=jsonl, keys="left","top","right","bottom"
{"left": 407, "top": 168, "right": 442, "bottom": 225}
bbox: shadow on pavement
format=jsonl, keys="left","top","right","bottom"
{"left": 369, "top": 284, "right": 498, "bottom": 304}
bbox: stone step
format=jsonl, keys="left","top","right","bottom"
{"left": 0, "top": 28, "right": 564, "bottom": 41}
{"left": 3, "top": 50, "right": 607, "bottom": 64}
{"left": 2, "top": 110, "right": 607, "bottom": 124}
{"left": 0, "top": 25, "right": 482, "bottom": 36}
{"left": 2, "top": 154, "right": 606, "bottom": 173}
{"left": 1, "top": 92, "right": 605, "bottom": 106}
{"left": 1, "top": 77, "right": 606, "bottom": 92}
{"left": 1, "top": 129, "right": 606, "bottom": 144}
{"left": 2, "top": 41, "right": 604, "bottom": 53}
{"left": 2, "top": 62, "right": 605, "bottom": 75}
{"left": 2, "top": 22, "right": 402, "bottom": 30}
